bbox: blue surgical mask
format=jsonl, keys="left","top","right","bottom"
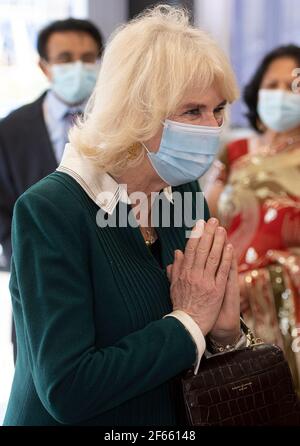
{"left": 143, "top": 119, "right": 223, "bottom": 187}
{"left": 51, "top": 61, "right": 98, "bottom": 105}
{"left": 258, "top": 89, "right": 300, "bottom": 132}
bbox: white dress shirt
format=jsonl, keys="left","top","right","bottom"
{"left": 43, "top": 91, "right": 87, "bottom": 163}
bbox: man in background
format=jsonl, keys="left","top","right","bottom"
{"left": 0, "top": 18, "right": 103, "bottom": 359}
{"left": 0, "top": 18, "right": 103, "bottom": 268}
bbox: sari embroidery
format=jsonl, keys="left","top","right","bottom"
{"left": 218, "top": 141, "right": 300, "bottom": 393}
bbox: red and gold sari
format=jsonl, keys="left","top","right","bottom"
{"left": 218, "top": 138, "right": 300, "bottom": 393}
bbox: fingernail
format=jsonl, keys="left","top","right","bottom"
{"left": 175, "top": 250, "right": 182, "bottom": 259}
{"left": 192, "top": 220, "right": 205, "bottom": 238}
{"left": 209, "top": 218, "right": 218, "bottom": 226}
{"left": 226, "top": 244, "right": 233, "bottom": 251}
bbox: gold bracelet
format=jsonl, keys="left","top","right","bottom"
{"left": 207, "top": 318, "right": 263, "bottom": 354}
{"left": 207, "top": 331, "right": 243, "bottom": 353}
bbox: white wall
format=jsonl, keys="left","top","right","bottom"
{"left": 0, "top": 272, "right": 14, "bottom": 425}
{"left": 194, "top": 0, "right": 233, "bottom": 54}
{"left": 88, "top": 0, "right": 128, "bottom": 42}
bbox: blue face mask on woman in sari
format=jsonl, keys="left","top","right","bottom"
{"left": 258, "top": 89, "right": 300, "bottom": 132}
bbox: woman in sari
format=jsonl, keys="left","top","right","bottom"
{"left": 206, "top": 45, "right": 300, "bottom": 393}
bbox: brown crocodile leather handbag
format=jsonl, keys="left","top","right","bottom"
{"left": 182, "top": 322, "right": 300, "bottom": 426}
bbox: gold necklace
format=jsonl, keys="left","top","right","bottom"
{"left": 264, "top": 134, "right": 300, "bottom": 156}
{"left": 142, "top": 227, "right": 157, "bottom": 247}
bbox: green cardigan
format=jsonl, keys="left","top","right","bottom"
{"left": 4, "top": 172, "right": 209, "bottom": 426}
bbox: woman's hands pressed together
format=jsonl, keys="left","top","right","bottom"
{"left": 167, "top": 218, "right": 241, "bottom": 345}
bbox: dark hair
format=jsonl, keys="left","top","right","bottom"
{"left": 37, "top": 18, "right": 104, "bottom": 61}
{"left": 244, "top": 44, "right": 300, "bottom": 132}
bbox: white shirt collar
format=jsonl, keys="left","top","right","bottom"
{"left": 56, "top": 143, "right": 173, "bottom": 215}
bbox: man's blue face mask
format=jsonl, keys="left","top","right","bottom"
{"left": 143, "top": 119, "right": 223, "bottom": 187}
{"left": 258, "top": 89, "right": 300, "bottom": 133}
{"left": 51, "top": 61, "right": 98, "bottom": 105}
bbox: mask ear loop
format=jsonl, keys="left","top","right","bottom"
{"left": 141, "top": 142, "right": 150, "bottom": 154}
{"left": 142, "top": 120, "right": 167, "bottom": 155}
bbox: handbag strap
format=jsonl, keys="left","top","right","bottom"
{"left": 240, "top": 316, "right": 263, "bottom": 346}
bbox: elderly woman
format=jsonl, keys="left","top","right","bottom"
{"left": 4, "top": 5, "right": 241, "bottom": 426}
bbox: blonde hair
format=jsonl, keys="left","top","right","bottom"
{"left": 70, "top": 4, "right": 239, "bottom": 175}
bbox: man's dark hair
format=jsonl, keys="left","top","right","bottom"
{"left": 244, "top": 44, "right": 300, "bottom": 133}
{"left": 37, "top": 18, "right": 104, "bottom": 61}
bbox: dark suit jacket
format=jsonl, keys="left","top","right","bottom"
{"left": 0, "top": 93, "right": 57, "bottom": 266}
